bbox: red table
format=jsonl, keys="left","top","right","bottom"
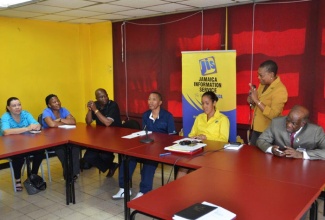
{"left": 126, "top": 138, "right": 325, "bottom": 220}
{"left": 128, "top": 167, "right": 320, "bottom": 220}
{"left": 1, "top": 123, "right": 324, "bottom": 220}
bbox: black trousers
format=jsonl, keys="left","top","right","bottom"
{"left": 12, "top": 151, "right": 44, "bottom": 179}
{"left": 250, "top": 130, "right": 262, "bottom": 146}
{"left": 55, "top": 144, "right": 80, "bottom": 176}
{"left": 83, "top": 149, "right": 115, "bottom": 172}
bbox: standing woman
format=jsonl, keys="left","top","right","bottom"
{"left": 247, "top": 60, "right": 288, "bottom": 145}
{"left": 177, "top": 91, "right": 230, "bottom": 178}
{"left": 1, "top": 97, "right": 43, "bottom": 191}
{"left": 42, "top": 94, "right": 80, "bottom": 179}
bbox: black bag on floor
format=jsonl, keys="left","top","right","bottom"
{"left": 23, "top": 156, "right": 47, "bottom": 195}
{"left": 24, "top": 174, "right": 47, "bottom": 195}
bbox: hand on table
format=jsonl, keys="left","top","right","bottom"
{"left": 271, "top": 145, "right": 286, "bottom": 157}
{"left": 282, "top": 146, "right": 303, "bottom": 159}
{"left": 193, "top": 134, "right": 207, "bottom": 140}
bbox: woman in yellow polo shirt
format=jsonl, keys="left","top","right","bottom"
{"left": 188, "top": 91, "right": 229, "bottom": 142}
{"left": 177, "top": 91, "right": 230, "bottom": 178}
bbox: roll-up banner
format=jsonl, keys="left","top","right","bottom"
{"left": 182, "top": 50, "right": 237, "bottom": 142}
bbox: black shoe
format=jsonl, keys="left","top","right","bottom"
{"left": 73, "top": 174, "right": 79, "bottom": 181}
{"left": 106, "top": 163, "right": 119, "bottom": 178}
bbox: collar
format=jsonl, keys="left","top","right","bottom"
{"left": 149, "top": 112, "right": 160, "bottom": 121}
{"left": 292, "top": 126, "right": 303, "bottom": 137}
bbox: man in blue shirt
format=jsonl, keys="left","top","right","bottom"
{"left": 112, "top": 92, "right": 176, "bottom": 199}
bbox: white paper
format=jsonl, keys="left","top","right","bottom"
{"left": 29, "top": 130, "right": 41, "bottom": 134}
{"left": 122, "top": 130, "right": 152, "bottom": 139}
{"left": 165, "top": 138, "right": 206, "bottom": 153}
{"left": 224, "top": 143, "right": 243, "bottom": 150}
{"left": 58, "top": 125, "right": 76, "bottom": 129}
{"left": 199, "top": 201, "right": 236, "bottom": 220}
{"left": 164, "top": 144, "right": 205, "bottom": 153}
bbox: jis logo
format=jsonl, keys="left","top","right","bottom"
{"left": 199, "top": 56, "right": 217, "bottom": 75}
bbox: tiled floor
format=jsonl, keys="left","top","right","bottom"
{"left": 0, "top": 155, "right": 171, "bottom": 220}
{"left": 0, "top": 156, "right": 324, "bottom": 220}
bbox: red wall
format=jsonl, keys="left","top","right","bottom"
{"left": 113, "top": 0, "right": 325, "bottom": 130}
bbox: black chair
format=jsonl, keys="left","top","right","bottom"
{"left": 122, "top": 119, "right": 141, "bottom": 130}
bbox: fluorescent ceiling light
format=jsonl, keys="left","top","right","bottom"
{"left": 0, "top": 0, "right": 34, "bottom": 8}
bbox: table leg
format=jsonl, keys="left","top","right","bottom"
{"left": 65, "top": 144, "right": 75, "bottom": 205}
{"left": 123, "top": 154, "right": 130, "bottom": 220}
{"left": 65, "top": 144, "right": 70, "bottom": 205}
{"left": 68, "top": 144, "right": 75, "bottom": 204}
{"left": 309, "top": 200, "right": 318, "bottom": 220}
{"left": 130, "top": 210, "right": 163, "bottom": 220}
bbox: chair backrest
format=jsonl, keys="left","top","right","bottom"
{"left": 38, "top": 114, "right": 43, "bottom": 128}
{"left": 122, "top": 119, "right": 141, "bottom": 130}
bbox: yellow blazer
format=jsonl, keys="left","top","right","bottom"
{"left": 253, "top": 76, "right": 288, "bottom": 132}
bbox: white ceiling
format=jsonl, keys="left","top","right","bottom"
{"left": 0, "top": 0, "right": 268, "bottom": 24}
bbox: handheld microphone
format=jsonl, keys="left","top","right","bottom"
{"left": 249, "top": 85, "right": 256, "bottom": 107}
{"left": 140, "top": 125, "right": 154, "bottom": 143}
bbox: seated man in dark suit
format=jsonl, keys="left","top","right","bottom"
{"left": 257, "top": 105, "right": 325, "bottom": 160}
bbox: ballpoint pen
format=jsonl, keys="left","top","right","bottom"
{"left": 159, "top": 152, "right": 171, "bottom": 157}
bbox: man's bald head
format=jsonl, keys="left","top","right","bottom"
{"left": 286, "top": 105, "right": 309, "bottom": 133}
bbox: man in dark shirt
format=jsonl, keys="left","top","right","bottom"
{"left": 82, "top": 88, "right": 121, "bottom": 177}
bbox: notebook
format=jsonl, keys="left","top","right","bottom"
{"left": 173, "top": 203, "right": 217, "bottom": 220}
{"left": 173, "top": 201, "right": 236, "bottom": 220}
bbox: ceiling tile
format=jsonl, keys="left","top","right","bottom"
{"left": 33, "top": 14, "right": 75, "bottom": 21}
{"left": 14, "top": 4, "right": 68, "bottom": 13}
{"left": 110, "top": 0, "right": 167, "bottom": 8}
{"left": 86, "top": 0, "right": 117, "bottom": 3}
{"left": 116, "top": 8, "right": 160, "bottom": 17}
{"left": 0, "top": 9, "right": 42, "bottom": 18}
{"left": 38, "top": 0, "right": 97, "bottom": 8}
{"left": 86, "top": 0, "right": 117, "bottom": 2}
{"left": 65, "top": 17, "right": 107, "bottom": 23}
{"left": 55, "top": 9, "right": 104, "bottom": 17}
{"left": 90, "top": 13, "right": 129, "bottom": 20}
{"left": 145, "top": 3, "right": 195, "bottom": 13}
{"left": 182, "top": 0, "right": 253, "bottom": 8}
{"left": 82, "top": 3, "right": 133, "bottom": 13}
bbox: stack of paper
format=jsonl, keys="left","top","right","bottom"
{"left": 173, "top": 201, "right": 236, "bottom": 220}
{"left": 164, "top": 138, "right": 206, "bottom": 154}
{"left": 224, "top": 142, "right": 244, "bottom": 150}
{"left": 58, "top": 125, "right": 76, "bottom": 129}
{"left": 122, "top": 130, "right": 152, "bottom": 139}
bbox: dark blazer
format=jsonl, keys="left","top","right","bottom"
{"left": 257, "top": 116, "right": 325, "bottom": 160}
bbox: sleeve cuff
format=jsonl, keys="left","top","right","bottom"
{"left": 266, "top": 146, "right": 273, "bottom": 154}
{"left": 302, "top": 151, "right": 310, "bottom": 159}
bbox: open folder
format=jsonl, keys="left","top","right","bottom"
{"left": 164, "top": 138, "right": 206, "bottom": 154}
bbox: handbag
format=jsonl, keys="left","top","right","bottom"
{"left": 23, "top": 156, "right": 47, "bottom": 195}
{"left": 23, "top": 174, "right": 47, "bottom": 195}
